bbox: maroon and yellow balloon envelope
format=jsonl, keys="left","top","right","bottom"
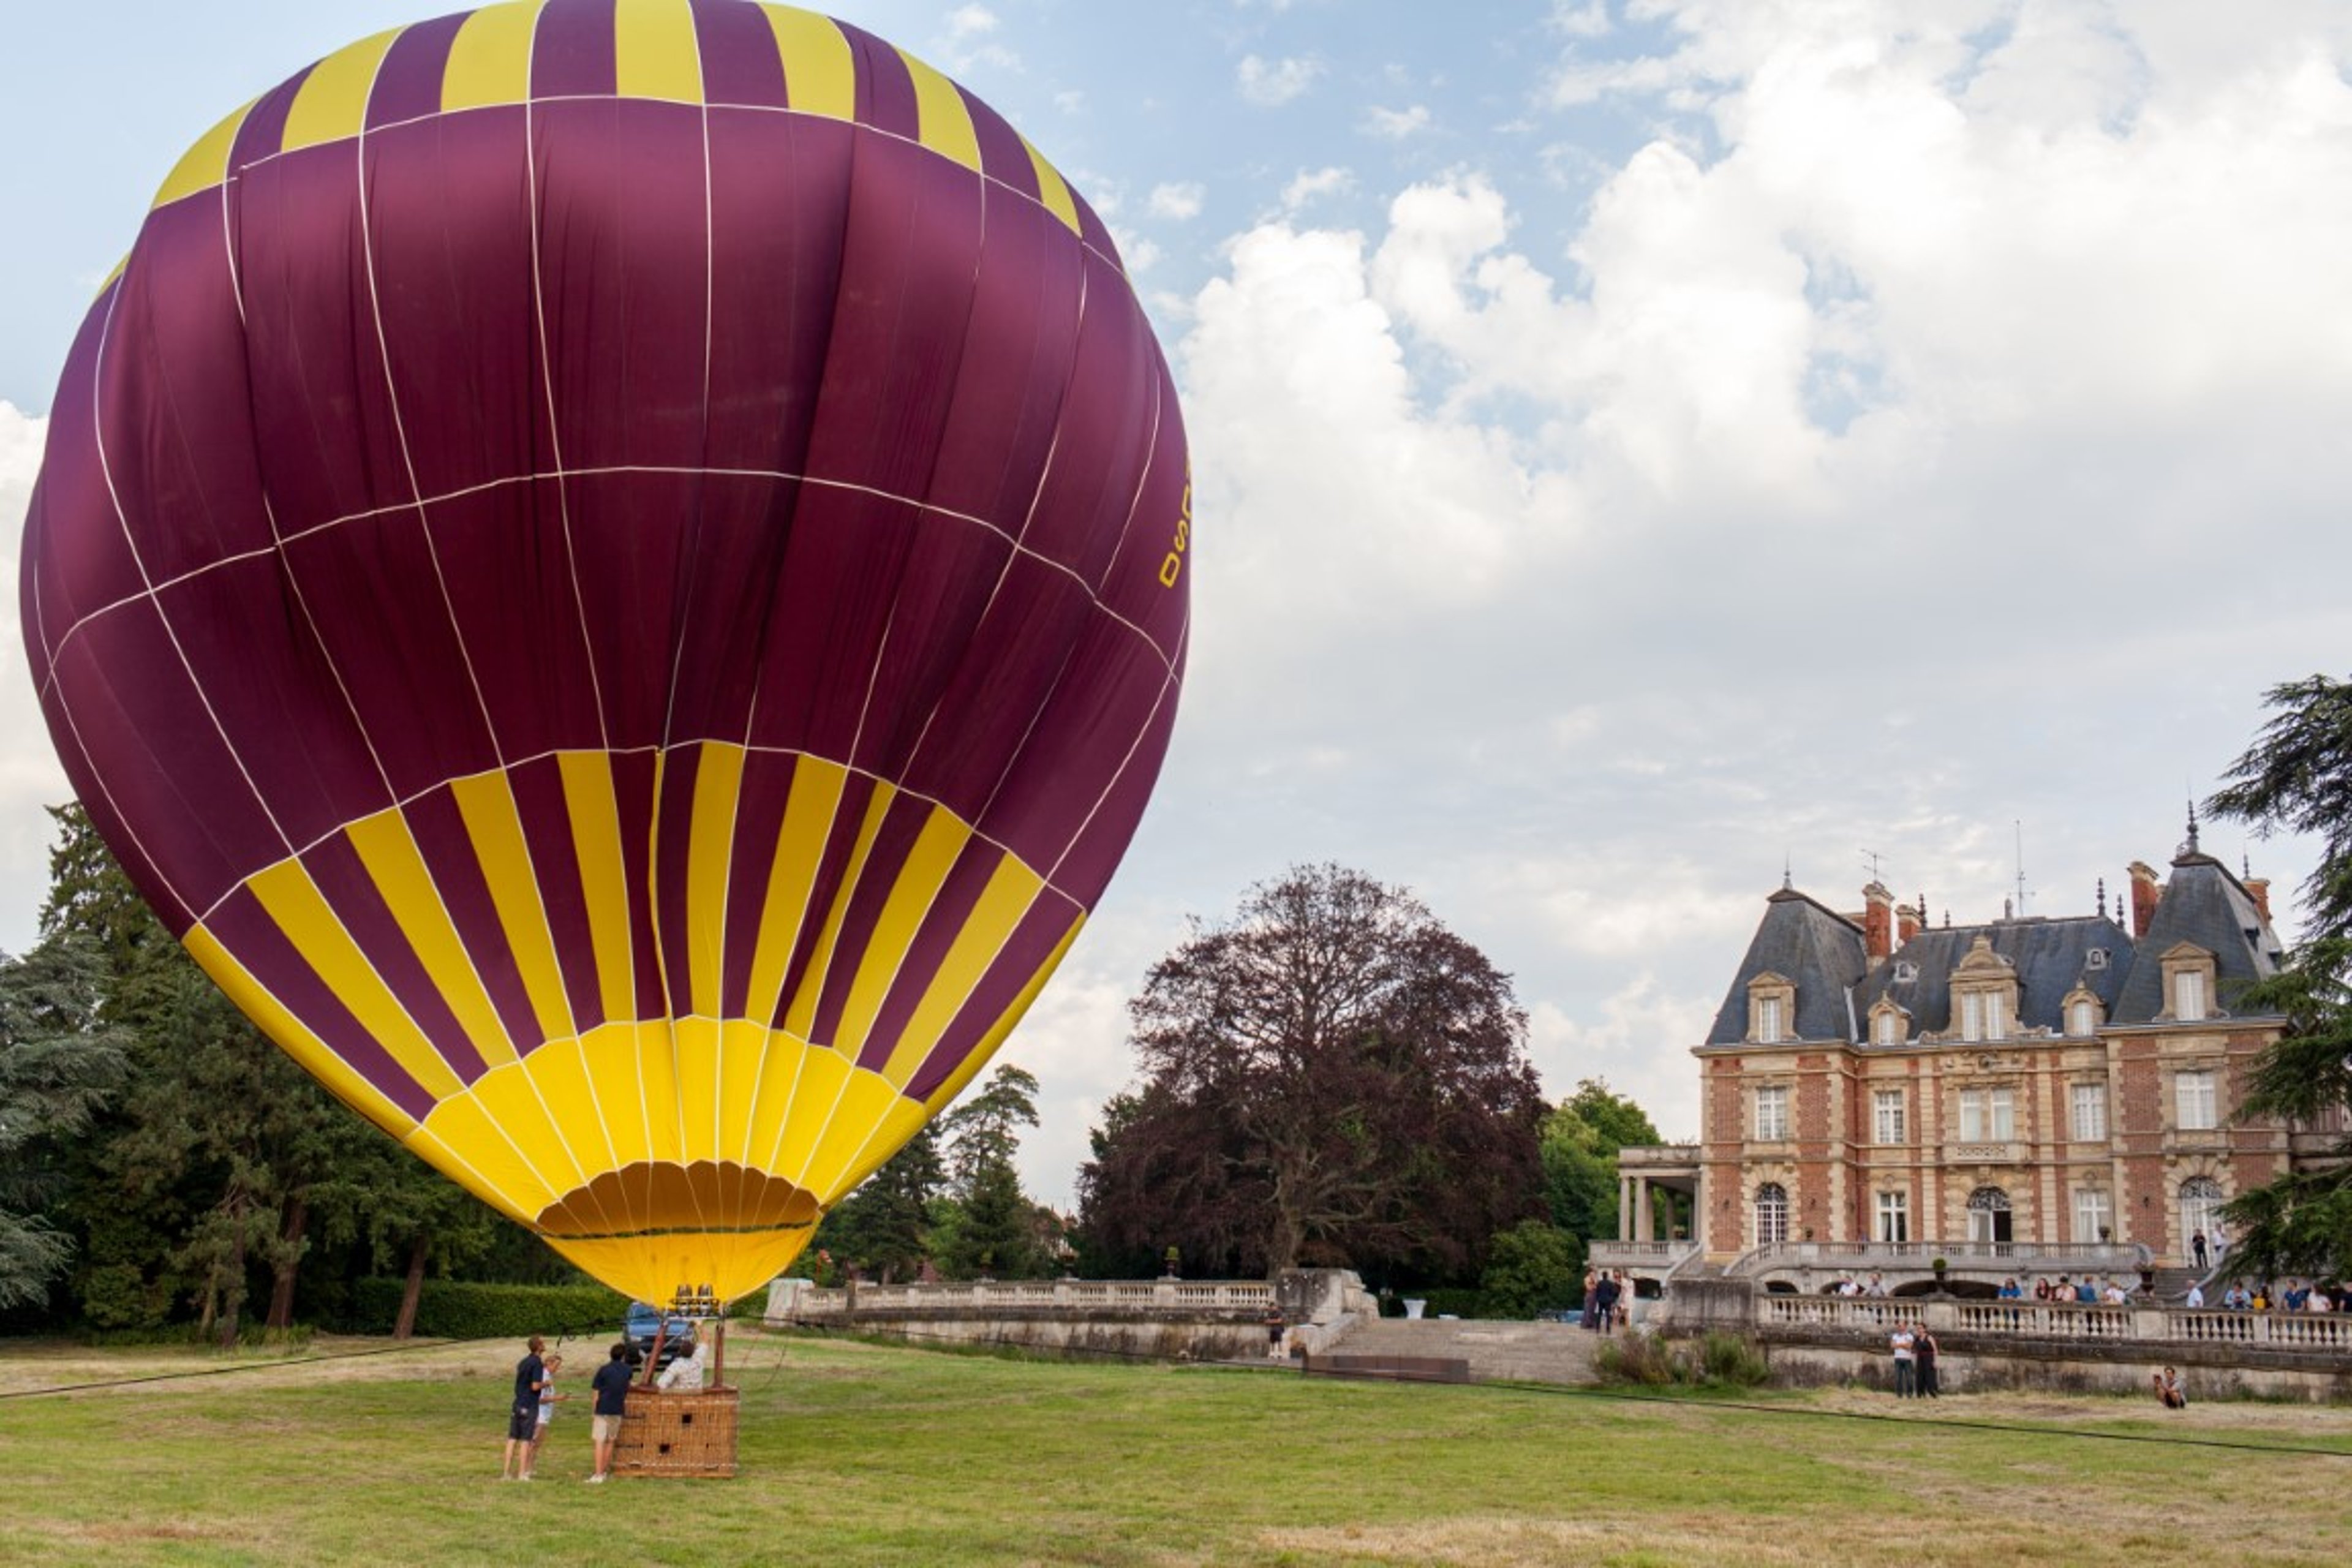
{"left": 22, "top": 0, "right": 1188, "bottom": 1303}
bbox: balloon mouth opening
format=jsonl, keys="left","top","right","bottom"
{"left": 533, "top": 1161, "right": 821, "bottom": 1239}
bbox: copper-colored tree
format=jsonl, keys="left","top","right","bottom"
{"left": 1078, "top": 865, "right": 1547, "bottom": 1278}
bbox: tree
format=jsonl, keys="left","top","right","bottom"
{"left": 1542, "top": 1079, "right": 1664, "bottom": 1245}
{"left": 1478, "top": 1219, "right": 1583, "bottom": 1319}
{"left": 2206, "top": 674, "right": 2352, "bottom": 1276}
{"left": 1077, "top": 864, "right": 1548, "bottom": 1279}
{"left": 941, "top": 1158, "right": 1040, "bottom": 1279}
{"left": 47, "top": 807, "right": 377, "bottom": 1340}
{"left": 37, "top": 804, "right": 161, "bottom": 981}
{"left": 818, "top": 1125, "right": 945, "bottom": 1283}
{"left": 939, "top": 1063, "right": 1040, "bottom": 1198}
{"left": 934, "top": 1064, "right": 1047, "bottom": 1279}
{"left": 0, "top": 933, "right": 127, "bottom": 1308}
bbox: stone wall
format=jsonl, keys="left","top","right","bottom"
{"left": 770, "top": 1270, "right": 1376, "bottom": 1365}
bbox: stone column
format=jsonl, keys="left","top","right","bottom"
{"left": 1618, "top": 1175, "right": 1632, "bottom": 1242}
{"left": 1634, "top": 1177, "right": 1651, "bottom": 1243}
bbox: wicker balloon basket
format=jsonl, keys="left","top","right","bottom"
{"left": 611, "top": 1385, "right": 739, "bottom": 1479}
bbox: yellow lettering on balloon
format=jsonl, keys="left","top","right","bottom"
{"left": 1159, "top": 473, "right": 1193, "bottom": 589}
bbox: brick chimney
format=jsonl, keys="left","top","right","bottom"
{"left": 1863, "top": 881, "right": 1894, "bottom": 960}
{"left": 2246, "top": 876, "right": 2272, "bottom": 924}
{"left": 2128, "top": 861, "right": 2162, "bottom": 940}
{"left": 1896, "top": 902, "right": 1921, "bottom": 946}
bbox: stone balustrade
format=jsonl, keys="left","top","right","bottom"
{"left": 1732, "top": 1238, "right": 2147, "bottom": 1276}
{"left": 1756, "top": 1292, "right": 2352, "bottom": 1352}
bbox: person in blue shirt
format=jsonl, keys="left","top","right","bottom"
{"left": 586, "top": 1343, "right": 635, "bottom": 1483}
{"left": 502, "top": 1336, "right": 548, "bottom": 1481}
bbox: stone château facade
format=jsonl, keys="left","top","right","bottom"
{"left": 1651, "top": 824, "right": 2331, "bottom": 1270}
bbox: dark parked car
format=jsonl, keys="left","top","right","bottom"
{"left": 624, "top": 1302, "right": 698, "bottom": 1371}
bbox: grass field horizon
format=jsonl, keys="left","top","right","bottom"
{"left": 2, "top": 1327, "right": 2348, "bottom": 1566}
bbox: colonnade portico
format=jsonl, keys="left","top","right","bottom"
{"left": 1612, "top": 1145, "right": 1702, "bottom": 1246}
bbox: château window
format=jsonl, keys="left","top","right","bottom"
{"left": 1757, "top": 995, "right": 1783, "bottom": 1042}
{"left": 1755, "top": 1183, "right": 1790, "bottom": 1246}
{"left": 1754, "top": 1084, "right": 1790, "bottom": 1142}
{"left": 2175, "top": 969, "right": 2208, "bottom": 1022}
{"left": 1875, "top": 1190, "right": 1909, "bottom": 1243}
{"left": 2070, "top": 1082, "right": 2108, "bottom": 1142}
{"left": 2074, "top": 1188, "right": 2113, "bottom": 1243}
{"left": 1874, "top": 1009, "right": 1900, "bottom": 1047}
{"left": 1959, "top": 1087, "right": 2016, "bottom": 1142}
{"left": 2180, "top": 1177, "right": 2224, "bottom": 1251}
{"left": 1873, "top": 1089, "right": 1906, "bottom": 1145}
{"left": 2158, "top": 944, "right": 2218, "bottom": 1024}
{"left": 2176, "top": 1069, "right": 2218, "bottom": 1131}
{"left": 2068, "top": 998, "right": 2097, "bottom": 1038}
{"left": 1959, "top": 990, "right": 2009, "bottom": 1042}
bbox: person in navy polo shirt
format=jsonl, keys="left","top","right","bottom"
{"left": 586, "top": 1343, "right": 635, "bottom": 1483}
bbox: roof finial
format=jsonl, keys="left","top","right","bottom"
{"left": 2243, "top": 851, "right": 2252, "bottom": 880}
{"left": 1782, "top": 851, "right": 1792, "bottom": 892}
{"left": 2185, "top": 797, "right": 2199, "bottom": 853}
{"left": 2097, "top": 876, "right": 2107, "bottom": 919}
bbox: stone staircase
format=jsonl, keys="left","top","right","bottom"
{"left": 1321, "top": 1316, "right": 1606, "bottom": 1386}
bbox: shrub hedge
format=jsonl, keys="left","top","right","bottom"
{"left": 342, "top": 1278, "right": 631, "bottom": 1341}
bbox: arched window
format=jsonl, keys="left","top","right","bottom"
{"left": 1755, "top": 1183, "right": 1790, "bottom": 1247}
{"left": 1966, "top": 1185, "right": 2013, "bottom": 1247}
{"left": 2180, "top": 1177, "right": 2225, "bottom": 1259}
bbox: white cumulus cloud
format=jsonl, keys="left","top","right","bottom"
{"left": 1363, "top": 104, "right": 1433, "bottom": 140}
{"left": 1148, "top": 182, "right": 1207, "bottom": 221}
{"left": 1238, "top": 54, "right": 1323, "bottom": 107}
{"left": 0, "top": 404, "right": 72, "bottom": 956}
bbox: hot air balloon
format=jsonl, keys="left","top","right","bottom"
{"left": 22, "top": 0, "right": 1188, "bottom": 1306}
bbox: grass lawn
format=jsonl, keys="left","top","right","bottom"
{"left": 1, "top": 1328, "right": 2348, "bottom": 1566}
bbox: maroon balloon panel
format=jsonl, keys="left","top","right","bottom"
{"left": 21, "top": 0, "right": 1189, "bottom": 1303}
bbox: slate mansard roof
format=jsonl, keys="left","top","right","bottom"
{"left": 1702, "top": 840, "right": 2285, "bottom": 1050}
{"left": 1703, "top": 887, "right": 1868, "bottom": 1047}
{"left": 1854, "top": 913, "right": 2133, "bottom": 1040}
{"left": 2108, "top": 851, "right": 2285, "bottom": 1025}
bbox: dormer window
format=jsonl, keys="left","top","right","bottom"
{"left": 2062, "top": 984, "right": 2104, "bottom": 1039}
{"left": 1950, "top": 934, "right": 2019, "bottom": 1044}
{"left": 2157, "top": 943, "right": 2220, "bottom": 1024}
{"left": 1875, "top": 1010, "right": 1899, "bottom": 1047}
{"left": 2176, "top": 970, "right": 2207, "bottom": 1022}
{"left": 1893, "top": 960, "right": 1918, "bottom": 983}
{"left": 2085, "top": 948, "right": 2109, "bottom": 971}
{"left": 1747, "top": 972, "right": 1796, "bottom": 1044}
{"left": 1959, "top": 991, "right": 2010, "bottom": 1042}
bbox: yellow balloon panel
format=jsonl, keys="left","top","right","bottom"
{"left": 178, "top": 748, "right": 1086, "bottom": 1304}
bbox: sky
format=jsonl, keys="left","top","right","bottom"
{"left": 3, "top": 1, "right": 2350, "bottom": 1210}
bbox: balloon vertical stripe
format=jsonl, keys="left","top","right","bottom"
{"left": 442, "top": 2, "right": 538, "bottom": 111}
{"left": 345, "top": 809, "right": 519, "bottom": 1071}
{"left": 557, "top": 752, "right": 639, "bottom": 1026}
{"left": 899, "top": 50, "right": 982, "bottom": 173}
{"left": 616, "top": 0, "right": 706, "bottom": 104}
{"left": 283, "top": 29, "right": 401, "bottom": 151}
